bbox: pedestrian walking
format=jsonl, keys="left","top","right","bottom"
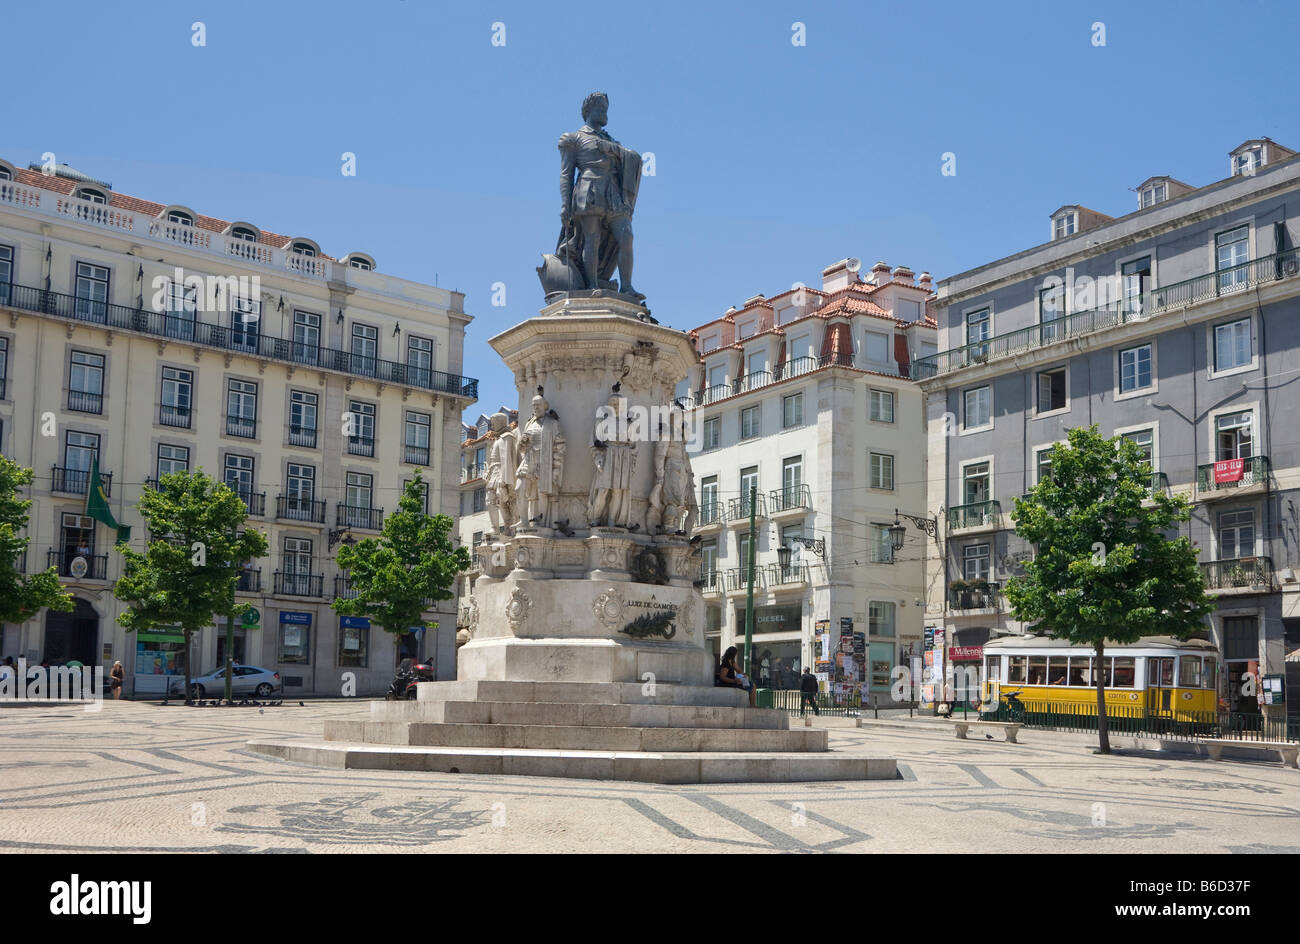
{"left": 799, "top": 667, "right": 820, "bottom": 716}
{"left": 109, "top": 660, "right": 124, "bottom": 700}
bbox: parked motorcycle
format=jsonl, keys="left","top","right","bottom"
{"left": 385, "top": 658, "right": 436, "bottom": 700}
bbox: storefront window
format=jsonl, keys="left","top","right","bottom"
{"left": 749, "top": 641, "right": 801, "bottom": 688}
{"left": 279, "top": 618, "right": 312, "bottom": 664}
{"left": 134, "top": 630, "right": 189, "bottom": 695}
{"left": 339, "top": 619, "right": 369, "bottom": 668}
{"left": 734, "top": 603, "right": 802, "bottom": 635}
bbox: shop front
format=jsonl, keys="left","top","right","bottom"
{"left": 733, "top": 603, "right": 804, "bottom": 688}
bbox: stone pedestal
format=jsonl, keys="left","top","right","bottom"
{"left": 247, "top": 297, "right": 896, "bottom": 783}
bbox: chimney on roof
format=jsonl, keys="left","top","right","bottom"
{"left": 868, "top": 261, "right": 891, "bottom": 286}
{"left": 743, "top": 293, "right": 766, "bottom": 307}
{"left": 821, "top": 258, "right": 861, "bottom": 293}
{"left": 918, "top": 272, "right": 933, "bottom": 292}
{"left": 892, "top": 265, "right": 915, "bottom": 285}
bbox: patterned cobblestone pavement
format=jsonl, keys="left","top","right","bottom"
{"left": 0, "top": 701, "right": 1296, "bottom": 853}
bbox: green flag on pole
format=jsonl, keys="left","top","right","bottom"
{"left": 86, "top": 457, "right": 130, "bottom": 544}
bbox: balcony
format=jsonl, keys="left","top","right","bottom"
{"left": 334, "top": 574, "right": 359, "bottom": 600}
{"left": 915, "top": 247, "right": 1300, "bottom": 380}
{"left": 234, "top": 490, "right": 266, "bottom": 517}
{"left": 767, "top": 562, "right": 810, "bottom": 587}
{"left": 949, "top": 581, "right": 1001, "bottom": 612}
{"left": 684, "top": 353, "right": 864, "bottom": 409}
{"left": 67, "top": 389, "right": 103, "bottom": 414}
{"left": 288, "top": 425, "right": 317, "bottom": 449}
{"left": 461, "top": 463, "right": 486, "bottom": 483}
{"left": 727, "top": 493, "right": 767, "bottom": 524}
{"left": 159, "top": 404, "right": 192, "bottom": 429}
{"left": 273, "top": 571, "right": 323, "bottom": 597}
{"left": 947, "top": 500, "right": 1001, "bottom": 532}
{"left": 697, "top": 569, "right": 723, "bottom": 594}
{"left": 769, "top": 483, "right": 811, "bottom": 516}
{"left": 337, "top": 504, "right": 384, "bottom": 531}
{"left": 696, "top": 501, "right": 726, "bottom": 528}
{"left": 347, "top": 436, "right": 375, "bottom": 458}
{"left": 226, "top": 414, "right": 256, "bottom": 439}
{"left": 236, "top": 567, "right": 262, "bottom": 593}
{"left": 1200, "top": 557, "right": 1278, "bottom": 593}
{"left": 734, "top": 370, "right": 773, "bottom": 394}
{"left": 1196, "top": 456, "right": 1270, "bottom": 500}
{"left": 46, "top": 548, "right": 109, "bottom": 580}
{"left": 724, "top": 565, "right": 767, "bottom": 594}
{"left": 277, "top": 495, "right": 326, "bottom": 524}
{"left": 0, "top": 280, "right": 479, "bottom": 400}
{"left": 51, "top": 465, "right": 111, "bottom": 497}
{"left": 404, "top": 444, "right": 430, "bottom": 466}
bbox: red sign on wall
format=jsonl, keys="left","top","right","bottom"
{"left": 950, "top": 646, "right": 984, "bottom": 661}
{"left": 1213, "top": 459, "right": 1244, "bottom": 483}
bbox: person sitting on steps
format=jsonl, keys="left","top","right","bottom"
{"left": 717, "top": 646, "right": 756, "bottom": 708}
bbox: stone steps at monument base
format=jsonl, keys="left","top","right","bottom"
{"left": 323, "top": 720, "right": 827, "bottom": 752}
{"left": 246, "top": 738, "right": 897, "bottom": 784}
{"left": 369, "top": 699, "right": 788, "bottom": 730}
{"left": 413, "top": 680, "right": 749, "bottom": 708}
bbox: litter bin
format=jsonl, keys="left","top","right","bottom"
{"left": 756, "top": 688, "right": 773, "bottom": 709}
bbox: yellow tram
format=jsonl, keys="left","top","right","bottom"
{"left": 980, "top": 635, "right": 1220, "bottom": 721}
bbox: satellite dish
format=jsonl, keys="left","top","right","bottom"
{"left": 70, "top": 556, "right": 88, "bottom": 579}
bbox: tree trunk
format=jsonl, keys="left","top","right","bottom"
{"left": 183, "top": 627, "right": 194, "bottom": 705}
{"left": 1095, "top": 640, "right": 1110, "bottom": 754}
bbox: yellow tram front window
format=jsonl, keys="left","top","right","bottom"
{"left": 1027, "top": 657, "right": 1047, "bottom": 685}
{"left": 1008, "top": 657, "right": 1027, "bottom": 683}
{"left": 1114, "top": 657, "right": 1136, "bottom": 688}
{"left": 1179, "top": 656, "right": 1203, "bottom": 688}
{"left": 1048, "top": 657, "right": 1068, "bottom": 684}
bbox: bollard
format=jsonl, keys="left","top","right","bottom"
{"left": 855, "top": 714, "right": 863, "bottom": 728}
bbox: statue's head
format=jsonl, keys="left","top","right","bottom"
{"left": 582, "top": 91, "right": 609, "bottom": 126}
{"left": 489, "top": 412, "right": 508, "bottom": 432}
{"left": 531, "top": 394, "right": 548, "bottom": 418}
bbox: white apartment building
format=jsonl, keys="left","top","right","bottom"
{"left": 0, "top": 158, "right": 477, "bottom": 696}
{"left": 684, "top": 259, "right": 936, "bottom": 698}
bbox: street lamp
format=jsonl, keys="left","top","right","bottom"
{"left": 888, "top": 519, "right": 908, "bottom": 553}
{"left": 328, "top": 528, "right": 355, "bottom": 551}
{"left": 777, "top": 543, "right": 792, "bottom": 572}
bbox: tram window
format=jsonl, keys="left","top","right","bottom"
{"left": 1159, "top": 659, "right": 1175, "bottom": 686}
{"left": 1067, "top": 657, "right": 1088, "bottom": 686}
{"left": 985, "top": 657, "right": 1001, "bottom": 681}
{"left": 1007, "top": 657, "right": 1027, "bottom": 683}
{"left": 1179, "top": 656, "right": 1202, "bottom": 688}
{"left": 1203, "top": 657, "right": 1217, "bottom": 690}
{"left": 1048, "top": 657, "right": 1068, "bottom": 684}
{"left": 1113, "top": 657, "right": 1136, "bottom": 688}
{"left": 1027, "top": 657, "right": 1047, "bottom": 685}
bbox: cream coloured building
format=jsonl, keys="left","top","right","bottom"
{"left": 683, "top": 259, "right": 937, "bottom": 698}
{"left": 0, "top": 157, "right": 477, "bottom": 696}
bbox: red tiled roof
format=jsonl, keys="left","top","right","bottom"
{"left": 12, "top": 167, "right": 330, "bottom": 259}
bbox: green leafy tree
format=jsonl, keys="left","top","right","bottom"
{"left": 332, "top": 471, "right": 470, "bottom": 661}
{"left": 0, "top": 455, "right": 74, "bottom": 624}
{"left": 115, "top": 471, "right": 268, "bottom": 703}
{"left": 1005, "top": 426, "right": 1214, "bottom": 753}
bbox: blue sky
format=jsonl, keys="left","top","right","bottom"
{"left": 6, "top": 0, "right": 1299, "bottom": 415}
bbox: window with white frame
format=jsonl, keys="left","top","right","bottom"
{"left": 702, "top": 416, "right": 720, "bottom": 449}
{"left": 1053, "top": 212, "right": 1077, "bottom": 239}
{"left": 869, "top": 601, "right": 895, "bottom": 637}
{"left": 964, "top": 386, "right": 991, "bottom": 428}
{"left": 0, "top": 243, "right": 12, "bottom": 305}
{"left": 223, "top": 453, "right": 254, "bottom": 499}
{"left": 406, "top": 335, "right": 433, "bottom": 383}
{"left": 864, "top": 331, "right": 890, "bottom": 364}
{"left": 351, "top": 323, "right": 378, "bottom": 375}
{"left": 156, "top": 443, "right": 189, "bottom": 478}
{"left": 74, "top": 262, "right": 109, "bottom": 322}
{"left": 965, "top": 308, "right": 990, "bottom": 347}
{"left": 231, "top": 295, "right": 260, "bottom": 351}
{"left": 782, "top": 392, "right": 803, "bottom": 428}
{"left": 292, "top": 310, "right": 322, "bottom": 365}
{"left": 870, "top": 524, "right": 893, "bottom": 563}
{"left": 1119, "top": 343, "right": 1153, "bottom": 393}
{"left": 346, "top": 471, "right": 374, "bottom": 510}
{"left": 740, "top": 404, "right": 760, "bottom": 439}
{"left": 1121, "top": 256, "right": 1151, "bottom": 316}
{"left": 1121, "top": 429, "right": 1154, "bottom": 466}
{"left": 1035, "top": 448, "right": 1053, "bottom": 484}
{"left": 1038, "top": 283, "right": 1065, "bottom": 341}
{"left": 0, "top": 336, "right": 8, "bottom": 396}
{"left": 1215, "top": 411, "right": 1253, "bottom": 461}
{"left": 1216, "top": 226, "right": 1249, "bottom": 291}
{"left": 1036, "top": 368, "right": 1066, "bottom": 413}
{"left": 869, "top": 452, "right": 894, "bottom": 490}
{"left": 230, "top": 226, "right": 257, "bottom": 242}
{"left": 700, "top": 333, "right": 719, "bottom": 353}
{"left": 962, "top": 543, "right": 991, "bottom": 581}
{"left": 963, "top": 462, "right": 990, "bottom": 505}
{"left": 160, "top": 367, "right": 192, "bottom": 426}
{"left": 1217, "top": 509, "right": 1255, "bottom": 560}
{"left": 737, "top": 318, "right": 756, "bottom": 339}
{"left": 1213, "top": 318, "right": 1251, "bottom": 372}
{"left": 869, "top": 388, "right": 895, "bottom": 423}
{"left": 1139, "top": 183, "right": 1166, "bottom": 208}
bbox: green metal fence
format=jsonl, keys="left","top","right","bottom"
{"left": 980, "top": 699, "right": 1299, "bottom": 742}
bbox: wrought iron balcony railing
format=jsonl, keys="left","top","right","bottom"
{"left": 287, "top": 425, "right": 317, "bottom": 448}
{"left": 67, "top": 389, "right": 103, "bottom": 414}
{"left": 273, "top": 571, "right": 323, "bottom": 597}
{"left": 235, "top": 490, "right": 266, "bottom": 516}
{"left": 684, "top": 353, "right": 870, "bottom": 409}
{"left": 697, "top": 568, "right": 722, "bottom": 591}
{"left": 277, "top": 494, "right": 326, "bottom": 523}
{"left": 949, "top": 582, "right": 1001, "bottom": 610}
{"left": 696, "top": 501, "right": 726, "bottom": 526}
{"left": 51, "top": 465, "right": 111, "bottom": 496}
{"left": 461, "top": 463, "right": 486, "bottom": 483}
{"left": 727, "top": 493, "right": 767, "bottom": 522}
{"left": 1199, "top": 557, "right": 1277, "bottom": 591}
{"left": 337, "top": 504, "right": 384, "bottom": 531}
{"left": 769, "top": 483, "right": 811, "bottom": 514}
{"left": 347, "top": 436, "right": 375, "bottom": 458}
{"left": 334, "top": 574, "right": 359, "bottom": 600}
{"left": 947, "top": 500, "right": 1000, "bottom": 530}
{"left": 47, "top": 548, "right": 109, "bottom": 579}
{"left": 767, "top": 562, "right": 809, "bottom": 586}
{"left": 236, "top": 567, "right": 262, "bottom": 593}
{"left": 225, "top": 414, "right": 256, "bottom": 438}
{"left": 1196, "top": 456, "right": 1270, "bottom": 496}
{"left": 0, "top": 281, "right": 479, "bottom": 399}
{"left": 404, "top": 444, "right": 430, "bottom": 466}
{"left": 915, "top": 247, "right": 1300, "bottom": 380}
{"left": 159, "top": 404, "right": 191, "bottom": 428}
{"left": 724, "top": 566, "right": 767, "bottom": 592}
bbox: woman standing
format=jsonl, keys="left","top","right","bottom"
{"left": 109, "top": 660, "right": 125, "bottom": 700}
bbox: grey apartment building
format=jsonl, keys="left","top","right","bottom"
{"left": 917, "top": 138, "right": 1300, "bottom": 717}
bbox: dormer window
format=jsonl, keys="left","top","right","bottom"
{"left": 700, "top": 333, "right": 719, "bottom": 353}
{"left": 0, "top": 167, "right": 11, "bottom": 181}
{"left": 1234, "top": 146, "right": 1264, "bottom": 176}
{"left": 349, "top": 258, "right": 372, "bottom": 271}
{"left": 1139, "top": 182, "right": 1167, "bottom": 208}
{"left": 1052, "top": 211, "right": 1077, "bottom": 240}
{"left": 737, "top": 318, "right": 756, "bottom": 339}
{"left": 230, "top": 226, "right": 258, "bottom": 242}
{"left": 167, "top": 210, "right": 193, "bottom": 226}
{"left": 291, "top": 242, "right": 316, "bottom": 257}
{"left": 76, "top": 186, "right": 108, "bottom": 205}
